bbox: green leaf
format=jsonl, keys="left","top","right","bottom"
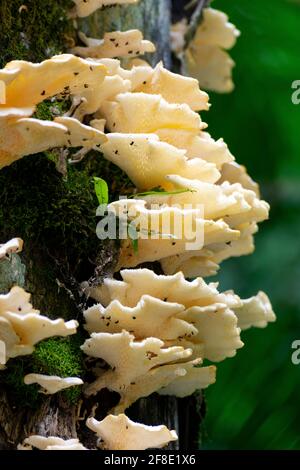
{"left": 93, "top": 177, "right": 109, "bottom": 205}
{"left": 129, "top": 188, "right": 195, "bottom": 198}
{"left": 131, "top": 238, "right": 139, "bottom": 254}
{"left": 127, "top": 223, "right": 139, "bottom": 254}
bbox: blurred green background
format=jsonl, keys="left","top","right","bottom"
{"left": 201, "top": 0, "right": 300, "bottom": 450}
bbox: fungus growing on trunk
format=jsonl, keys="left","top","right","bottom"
{"left": 72, "top": 30, "right": 155, "bottom": 59}
{"left": 72, "top": 0, "right": 139, "bottom": 18}
{"left": 86, "top": 414, "right": 178, "bottom": 450}
{"left": 0, "top": 238, "right": 23, "bottom": 260}
{"left": 24, "top": 374, "right": 83, "bottom": 394}
{"left": 0, "top": 286, "right": 78, "bottom": 365}
{"left": 18, "top": 436, "right": 87, "bottom": 450}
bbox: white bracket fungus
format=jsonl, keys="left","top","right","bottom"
{"left": 234, "top": 291, "right": 276, "bottom": 330}
{"left": 99, "top": 92, "right": 204, "bottom": 134}
{"left": 0, "top": 238, "right": 23, "bottom": 260}
{"left": 85, "top": 268, "right": 243, "bottom": 362}
{"left": 84, "top": 295, "right": 197, "bottom": 340}
{"left": 0, "top": 54, "right": 108, "bottom": 168}
{"left": 182, "top": 8, "right": 240, "bottom": 93}
{"left": 0, "top": 286, "right": 78, "bottom": 363}
{"left": 130, "top": 61, "right": 209, "bottom": 112}
{"left": 101, "top": 133, "right": 220, "bottom": 190}
{"left": 106, "top": 198, "right": 239, "bottom": 270}
{"left": 24, "top": 374, "right": 83, "bottom": 394}
{"left": 159, "top": 363, "right": 216, "bottom": 397}
{"left": 81, "top": 330, "right": 214, "bottom": 412}
{"left": 87, "top": 268, "right": 240, "bottom": 309}
{"left": 72, "top": 0, "right": 139, "bottom": 18}
{"left": 18, "top": 436, "right": 87, "bottom": 450}
{"left": 72, "top": 30, "right": 155, "bottom": 59}
{"left": 86, "top": 414, "right": 178, "bottom": 450}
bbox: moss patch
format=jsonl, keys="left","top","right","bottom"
{"left": 0, "top": 0, "right": 75, "bottom": 68}
{"left": 32, "top": 335, "right": 85, "bottom": 403}
{"left": 0, "top": 335, "right": 85, "bottom": 406}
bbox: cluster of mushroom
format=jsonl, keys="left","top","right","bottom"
{"left": 81, "top": 268, "right": 275, "bottom": 412}
{"left": 171, "top": 7, "right": 240, "bottom": 93}
{"left": 82, "top": 58, "right": 269, "bottom": 277}
{"left": 1, "top": 1, "right": 276, "bottom": 451}
{"left": 0, "top": 239, "right": 177, "bottom": 450}
{"left": 19, "top": 414, "right": 177, "bottom": 450}
{"left": 0, "top": 54, "right": 109, "bottom": 169}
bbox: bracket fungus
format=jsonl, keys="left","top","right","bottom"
{"left": 182, "top": 8, "right": 240, "bottom": 93}
{"left": 158, "top": 363, "right": 216, "bottom": 398}
{"left": 234, "top": 292, "right": 276, "bottom": 330}
{"left": 105, "top": 198, "right": 239, "bottom": 270}
{"left": 86, "top": 414, "right": 178, "bottom": 450}
{"left": 0, "top": 286, "right": 78, "bottom": 364}
{"left": 0, "top": 54, "right": 108, "bottom": 168}
{"left": 101, "top": 133, "right": 220, "bottom": 190}
{"left": 0, "top": 3, "right": 276, "bottom": 449}
{"left": 85, "top": 268, "right": 243, "bottom": 362}
{"left": 99, "top": 92, "right": 204, "bottom": 134}
{"left": 127, "top": 61, "right": 209, "bottom": 111}
{"left": 72, "top": 0, "right": 139, "bottom": 18}
{"left": 18, "top": 436, "right": 87, "bottom": 450}
{"left": 0, "top": 238, "right": 23, "bottom": 260}
{"left": 87, "top": 268, "right": 239, "bottom": 308}
{"left": 81, "top": 330, "right": 213, "bottom": 412}
{"left": 84, "top": 295, "right": 197, "bottom": 340}
{"left": 72, "top": 30, "right": 155, "bottom": 59}
{"left": 24, "top": 374, "right": 83, "bottom": 395}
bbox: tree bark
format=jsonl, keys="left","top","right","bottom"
{"left": 0, "top": 0, "right": 205, "bottom": 450}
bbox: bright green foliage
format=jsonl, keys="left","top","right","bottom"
{"left": 202, "top": 0, "right": 300, "bottom": 450}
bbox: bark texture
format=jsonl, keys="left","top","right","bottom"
{"left": 0, "top": 0, "right": 205, "bottom": 450}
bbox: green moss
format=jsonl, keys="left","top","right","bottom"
{"left": 0, "top": 335, "right": 85, "bottom": 406}
{"left": 0, "top": 0, "right": 75, "bottom": 68}
{"left": 32, "top": 335, "right": 85, "bottom": 404}
{"left": 34, "top": 98, "right": 71, "bottom": 121}
{"left": 0, "top": 0, "right": 135, "bottom": 412}
{"left": 0, "top": 358, "right": 41, "bottom": 408}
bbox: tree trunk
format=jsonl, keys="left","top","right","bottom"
{"left": 0, "top": 0, "right": 204, "bottom": 450}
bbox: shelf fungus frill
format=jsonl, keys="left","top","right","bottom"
{"left": 24, "top": 374, "right": 83, "bottom": 395}
{"left": 101, "top": 133, "right": 220, "bottom": 190}
{"left": 86, "top": 414, "right": 178, "bottom": 450}
{"left": 18, "top": 436, "right": 87, "bottom": 451}
{"left": 0, "top": 286, "right": 78, "bottom": 366}
{"left": 72, "top": 0, "right": 139, "bottom": 18}
{"left": 84, "top": 268, "right": 243, "bottom": 362}
{"left": 234, "top": 292, "right": 276, "bottom": 330}
{"left": 99, "top": 92, "right": 204, "bottom": 134}
{"left": 0, "top": 238, "right": 23, "bottom": 260}
{"left": 81, "top": 330, "right": 214, "bottom": 412}
{"left": 72, "top": 30, "right": 155, "bottom": 59}
{"left": 0, "top": 54, "right": 108, "bottom": 168}
{"left": 105, "top": 198, "right": 239, "bottom": 270}
{"left": 179, "top": 8, "right": 240, "bottom": 93}
{"left": 0, "top": 54, "right": 107, "bottom": 113}
{"left": 127, "top": 61, "right": 209, "bottom": 112}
